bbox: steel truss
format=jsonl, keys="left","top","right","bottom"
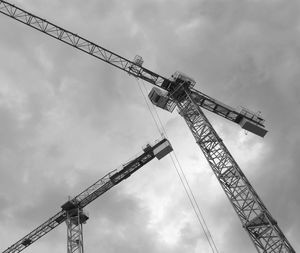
{"left": 2, "top": 211, "right": 66, "bottom": 253}
{"left": 0, "top": 0, "right": 165, "bottom": 87}
{"left": 0, "top": 1, "right": 295, "bottom": 252}
{"left": 2, "top": 138, "right": 172, "bottom": 253}
{"left": 177, "top": 91, "right": 295, "bottom": 253}
{"left": 66, "top": 208, "right": 88, "bottom": 253}
{"left": 0, "top": 0, "right": 266, "bottom": 129}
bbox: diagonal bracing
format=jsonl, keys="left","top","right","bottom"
{"left": 176, "top": 91, "right": 295, "bottom": 253}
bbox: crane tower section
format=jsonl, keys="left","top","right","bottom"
{"left": 149, "top": 75, "right": 294, "bottom": 253}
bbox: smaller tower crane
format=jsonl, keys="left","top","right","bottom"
{"left": 2, "top": 138, "right": 173, "bottom": 253}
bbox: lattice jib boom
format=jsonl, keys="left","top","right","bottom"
{"left": 0, "top": 0, "right": 268, "bottom": 134}
{"left": 2, "top": 211, "right": 66, "bottom": 253}
{"left": 0, "top": 0, "right": 168, "bottom": 87}
{"left": 2, "top": 138, "right": 173, "bottom": 253}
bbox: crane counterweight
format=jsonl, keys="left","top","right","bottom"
{"left": 148, "top": 87, "right": 176, "bottom": 112}
{"left": 153, "top": 139, "right": 173, "bottom": 159}
{"left": 237, "top": 107, "right": 267, "bottom": 137}
{"left": 239, "top": 117, "right": 268, "bottom": 137}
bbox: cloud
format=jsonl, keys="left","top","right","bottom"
{"left": 0, "top": 0, "right": 299, "bottom": 252}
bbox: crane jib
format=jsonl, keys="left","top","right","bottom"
{"left": 0, "top": 0, "right": 267, "bottom": 137}
{"left": 0, "top": 1, "right": 295, "bottom": 252}
{"left": 1, "top": 137, "right": 172, "bottom": 253}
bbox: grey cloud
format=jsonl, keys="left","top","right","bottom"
{"left": 1, "top": 0, "right": 300, "bottom": 252}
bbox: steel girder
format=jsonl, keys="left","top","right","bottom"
{"left": 1, "top": 138, "right": 172, "bottom": 253}
{"left": 177, "top": 92, "right": 295, "bottom": 253}
{"left": 66, "top": 209, "right": 87, "bottom": 253}
{"left": 0, "top": 0, "right": 167, "bottom": 87}
{"left": 2, "top": 211, "right": 66, "bottom": 253}
{"left": 0, "top": 1, "right": 293, "bottom": 252}
{"left": 0, "top": 1, "right": 266, "bottom": 130}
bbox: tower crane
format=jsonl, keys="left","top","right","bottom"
{"left": 2, "top": 138, "right": 173, "bottom": 253}
{"left": 0, "top": 1, "right": 295, "bottom": 252}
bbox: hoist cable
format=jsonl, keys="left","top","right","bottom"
{"left": 135, "top": 77, "right": 219, "bottom": 253}
{"left": 147, "top": 93, "right": 219, "bottom": 252}
{"left": 135, "top": 78, "right": 164, "bottom": 136}
{"left": 140, "top": 81, "right": 219, "bottom": 253}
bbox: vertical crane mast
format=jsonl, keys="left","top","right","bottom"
{"left": 175, "top": 88, "right": 294, "bottom": 253}
{"left": 151, "top": 73, "right": 294, "bottom": 252}
{"left": 0, "top": 1, "right": 295, "bottom": 252}
{"left": 65, "top": 208, "right": 88, "bottom": 253}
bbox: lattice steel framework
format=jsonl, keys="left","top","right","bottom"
{"left": 0, "top": 1, "right": 295, "bottom": 252}
{"left": 0, "top": 0, "right": 165, "bottom": 86}
{"left": 66, "top": 208, "right": 87, "bottom": 253}
{"left": 2, "top": 138, "right": 172, "bottom": 253}
{"left": 0, "top": 0, "right": 266, "bottom": 129}
{"left": 177, "top": 91, "right": 295, "bottom": 253}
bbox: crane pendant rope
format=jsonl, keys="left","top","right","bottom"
{"left": 136, "top": 78, "right": 219, "bottom": 253}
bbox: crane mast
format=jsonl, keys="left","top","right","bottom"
{"left": 0, "top": 1, "right": 295, "bottom": 252}
{"left": 2, "top": 138, "right": 173, "bottom": 253}
{"left": 175, "top": 90, "right": 294, "bottom": 252}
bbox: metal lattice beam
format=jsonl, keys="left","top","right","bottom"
{"left": 0, "top": 1, "right": 294, "bottom": 252}
{"left": 2, "top": 211, "right": 66, "bottom": 253}
{"left": 177, "top": 91, "right": 295, "bottom": 253}
{"left": 66, "top": 208, "right": 87, "bottom": 253}
{"left": 2, "top": 138, "right": 172, "bottom": 253}
{"left": 0, "top": 0, "right": 167, "bottom": 87}
{"left": 0, "top": 0, "right": 267, "bottom": 129}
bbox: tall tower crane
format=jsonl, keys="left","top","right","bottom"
{"left": 2, "top": 137, "right": 173, "bottom": 253}
{"left": 0, "top": 1, "right": 295, "bottom": 252}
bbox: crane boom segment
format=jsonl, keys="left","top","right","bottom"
{"left": 72, "top": 146, "right": 157, "bottom": 209}
{"left": 2, "top": 211, "right": 66, "bottom": 253}
{"left": 191, "top": 89, "right": 240, "bottom": 123}
{"left": 190, "top": 88, "right": 267, "bottom": 136}
{"left": 0, "top": 0, "right": 267, "bottom": 133}
{"left": 2, "top": 138, "right": 173, "bottom": 253}
{"left": 0, "top": 0, "right": 166, "bottom": 87}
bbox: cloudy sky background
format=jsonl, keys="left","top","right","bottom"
{"left": 0, "top": 0, "right": 299, "bottom": 252}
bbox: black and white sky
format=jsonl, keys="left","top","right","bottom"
{"left": 0, "top": 0, "right": 299, "bottom": 252}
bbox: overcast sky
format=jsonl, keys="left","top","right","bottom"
{"left": 0, "top": 0, "right": 299, "bottom": 252}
